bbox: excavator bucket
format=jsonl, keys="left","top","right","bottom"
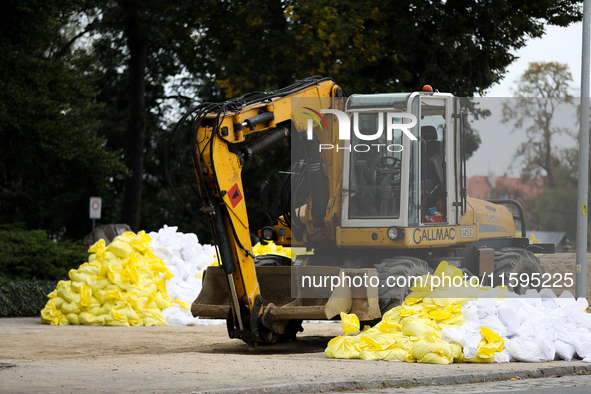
{"left": 192, "top": 264, "right": 381, "bottom": 333}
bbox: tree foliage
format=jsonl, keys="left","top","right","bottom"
{"left": 84, "top": 0, "right": 204, "bottom": 232}
{"left": 0, "top": 0, "right": 127, "bottom": 238}
{"left": 0, "top": 0, "right": 584, "bottom": 243}
{"left": 502, "top": 62, "right": 574, "bottom": 188}
{"left": 194, "top": 0, "right": 582, "bottom": 100}
{"left": 533, "top": 149, "right": 591, "bottom": 248}
{"left": 501, "top": 63, "right": 586, "bottom": 247}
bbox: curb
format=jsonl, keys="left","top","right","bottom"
{"left": 192, "top": 364, "right": 591, "bottom": 394}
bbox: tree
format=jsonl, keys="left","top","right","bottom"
{"left": 78, "top": 1, "right": 205, "bottom": 232}
{"left": 533, "top": 148, "right": 591, "bottom": 248}
{"left": 188, "top": 0, "right": 581, "bottom": 167}
{"left": 0, "top": 0, "right": 127, "bottom": 239}
{"left": 502, "top": 62, "right": 574, "bottom": 188}
{"left": 193, "top": 0, "right": 582, "bottom": 99}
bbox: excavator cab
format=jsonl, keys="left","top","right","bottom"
{"left": 341, "top": 92, "right": 457, "bottom": 230}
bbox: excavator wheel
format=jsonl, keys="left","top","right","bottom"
{"left": 491, "top": 247, "right": 545, "bottom": 294}
{"left": 374, "top": 257, "right": 432, "bottom": 313}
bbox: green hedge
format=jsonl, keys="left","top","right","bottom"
{"left": 0, "top": 223, "right": 87, "bottom": 282}
{"left": 0, "top": 280, "right": 59, "bottom": 317}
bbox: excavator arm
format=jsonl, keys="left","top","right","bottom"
{"left": 171, "top": 77, "right": 342, "bottom": 344}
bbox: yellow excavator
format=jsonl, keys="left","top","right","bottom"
{"left": 166, "top": 76, "right": 554, "bottom": 346}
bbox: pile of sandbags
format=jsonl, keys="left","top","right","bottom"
{"left": 41, "top": 231, "right": 176, "bottom": 326}
{"left": 148, "top": 226, "right": 221, "bottom": 326}
{"left": 326, "top": 261, "right": 591, "bottom": 364}
{"left": 252, "top": 241, "right": 294, "bottom": 259}
{"left": 150, "top": 226, "right": 296, "bottom": 326}
{"left": 41, "top": 225, "right": 296, "bottom": 327}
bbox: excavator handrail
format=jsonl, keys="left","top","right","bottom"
{"left": 486, "top": 199, "right": 527, "bottom": 238}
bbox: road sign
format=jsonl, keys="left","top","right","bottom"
{"left": 90, "top": 197, "right": 102, "bottom": 219}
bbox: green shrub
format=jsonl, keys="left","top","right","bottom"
{"left": 0, "top": 280, "right": 59, "bottom": 317}
{"left": 0, "top": 223, "right": 87, "bottom": 281}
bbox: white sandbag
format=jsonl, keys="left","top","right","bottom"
{"left": 570, "top": 329, "right": 591, "bottom": 360}
{"left": 148, "top": 225, "right": 216, "bottom": 326}
{"left": 554, "top": 340, "right": 576, "bottom": 361}
{"left": 509, "top": 336, "right": 552, "bottom": 362}
{"left": 494, "top": 340, "right": 514, "bottom": 363}
{"left": 479, "top": 314, "right": 507, "bottom": 339}
{"left": 161, "top": 306, "right": 225, "bottom": 326}
{"left": 474, "top": 298, "right": 497, "bottom": 319}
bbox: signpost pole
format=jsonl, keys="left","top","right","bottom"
{"left": 576, "top": 0, "right": 591, "bottom": 300}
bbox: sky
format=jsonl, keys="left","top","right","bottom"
{"left": 467, "top": 22, "right": 586, "bottom": 178}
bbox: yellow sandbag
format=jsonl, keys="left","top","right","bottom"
{"left": 402, "top": 319, "right": 436, "bottom": 337}
{"left": 149, "top": 260, "right": 173, "bottom": 279}
{"left": 101, "top": 250, "right": 119, "bottom": 261}
{"left": 70, "top": 280, "right": 84, "bottom": 293}
{"left": 107, "top": 239, "right": 133, "bottom": 259}
{"left": 411, "top": 333, "right": 454, "bottom": 364}
{"left": 84, "top": 306, "right": 105, "bottom": 316}
{"left": 477, "top": 327, "right": 504, "bottom": 359}
{"left": 111, "top": 302, "right": 139, "bottom": 321}
{"left": 83, "top": 294, "right": 102, "bottom": 310}
{"left": 432, "top": 261, "right": 463, "bottom": 282}
{"left": 377, "top": 317, "right": 402, "bottom": 333}
{"left": 359, "top": 347, "right": 408, "bottom": 361}
{"left": 41, "top": 300, "right": 63, "bottom": 325}
{"left": 341, "top": 312, "right": 360, "bottom": 334}
{"left": 358, "top": 336, "right": 385, "bottom": 352}
{"left": 128, "top": 283, "right": 152, "bottom": 297}
{"left": 128, "top": 231, "right": 151, "bottom": 252}
{"left": 86, "top": 276, "right": 110, "bottom": 293}
{"left": 252, "top": 241, "right": 294, "bottom": 260}
{"left": 135, "top": 296, "right": 149, "bottom": 311}
{"left": 77, "top": 262, "right": 100, "bottom": 276}
{"left": 173, "top": 299, "right": 191, "bottom": 310}
{"left": 465, "top": 355, "right": 495, "bottom": 363}
{"left": 60, "top": 301, "right": 81, "bottom": 315}
{"left": 325, "top": 312, "right": 361, "bottom": 359}
{"left": 119, "top": 292, "right": 138, "bottom": 309}
{"left": 111, "top": 309, "right": 129, "bottom": 325}
{"left": 85, "top": 300, "right": 116, "bottom": 316}
{"left": 428, "top": 310, "right": 452, "bottom": 321}
{"left": 450, "top": 342, "right": 464, "bottom": 362}
{"left": 139, "top": 309, "right": 168, "bottom": 326}
{"left": 122, "top": 262, "right": 139, "bottom": 284}
{"left": 57, "top": 282, "right": 81, "bottom": 304}
{"left": 51, "top": 296, "right": 65, "bottom": 310}
{"left": 325, "top": 335, "right": 360, "bottom": 359}
{"left": 78, "top": 311, "right": 127, "bottom": 326}
{"left": 147, "top": 291, "right": 172, "bottom": 310}
{"left": 78, "top": 312, "right": 101, "bottom": 325}
{"left": 66, "top": 313, "right": 80, "bottom": 325}
{"left": 79, "top": 285, "right": 93, "bottom": 308}
{"left": 93, "top": 288, "right": 121, "bottom": 305}
{"left": 69, "top": 270, "right": 88, "bottom": 283}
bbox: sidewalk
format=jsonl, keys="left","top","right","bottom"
{"left": 0, "top": 318, "right": 589, "bottom": 394}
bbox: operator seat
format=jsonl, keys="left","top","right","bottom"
{"left": 421, "top": 125, "right": 445, "bottom": 196}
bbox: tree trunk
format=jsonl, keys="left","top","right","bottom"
{"left": 122, "top": 10, "right": 147, "bottom": 232}
{"left": 544, "top": 128, "right": 554, "bottom": 188}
